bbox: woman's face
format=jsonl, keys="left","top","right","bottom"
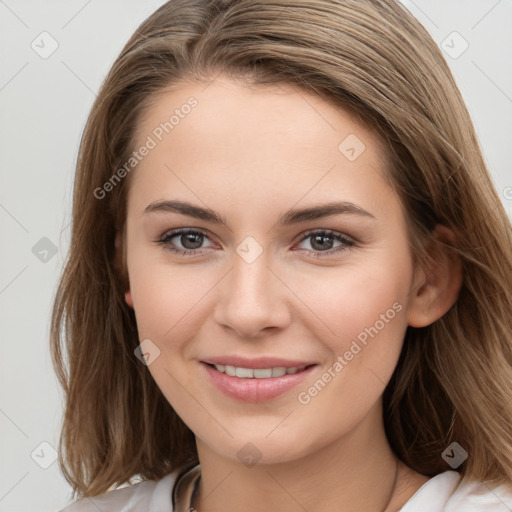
{"left": 124, "top": 75, "right": 420, "bottom": 464}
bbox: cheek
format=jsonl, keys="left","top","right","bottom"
{"left": 289, "top": 252, "right": 412, "bottom": 354}
{"left": 127, "top": 245, "right": 215, "bottom": 341}
{"left": 290, "top": 261, "right": 410, "bottom": 437}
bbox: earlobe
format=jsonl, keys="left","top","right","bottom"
{"left": 407, "top": 225, "right": 463, "bottom": 328}
{"left": 125, "top": 290, "right": 134, "bottom": 308}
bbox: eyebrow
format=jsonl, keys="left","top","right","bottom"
{"left": 144, "top": 200, "right": 376, "bottom": 226}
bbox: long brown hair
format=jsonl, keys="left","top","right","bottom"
{"left": 51, "top": 0, "right": 512, "bottom": 499}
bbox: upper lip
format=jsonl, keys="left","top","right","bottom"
{"left": 201, "top": 356, "right": 317, "bottom": 369}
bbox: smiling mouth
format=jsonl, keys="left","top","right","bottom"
{"left": 205, "top": 363, "right": 316, "bottom": 379}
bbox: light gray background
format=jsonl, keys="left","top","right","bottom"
{"left": 0, "top": 1, "right": 511, "bottom": 510}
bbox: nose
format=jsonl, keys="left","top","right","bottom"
{"left": 213, "top": 247, "right": 291, "bottom": 339}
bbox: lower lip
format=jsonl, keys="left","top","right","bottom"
{"left": 201, "top": 362, "right": 316, "bottom": 402}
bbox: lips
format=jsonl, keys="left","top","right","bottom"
{"left": 200, "top": 356, "right": 318, "bottom": 402}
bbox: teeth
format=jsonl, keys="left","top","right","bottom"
{"left": 213, "top": 364, "right": 306, "bottom": 378}
{"left": 235, "top": 367, "right": 254, "bottom": 378}
{"left": 271, "top": 367, "right": 287, "bottom": 377}
{"left": 253, "top": 368, "right": 272, "bottom": 378}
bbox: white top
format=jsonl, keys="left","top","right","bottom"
{"left": 58, "top": 464, "right": 512, "bottom": 511}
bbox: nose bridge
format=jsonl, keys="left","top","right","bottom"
{"left": 232, "top": 248, "right": 270, "bottom": 302}
{"left": 214, "top": 238, "right": 290, "bottom": 337}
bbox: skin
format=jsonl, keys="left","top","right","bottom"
{"left": 122, "top": 75, "right": 462, "bottom": 511}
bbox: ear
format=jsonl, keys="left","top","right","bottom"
{"left": 407, "top": 224, "right": 463, "bottom": 328}
{"left": 115, "top": 231, "right": 134, "bottom": 309}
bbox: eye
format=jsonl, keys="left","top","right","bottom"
{"left": 294, "top": 229, "right": 356, "bottom": 258}
{"left": 157, "top": 227, "right": 356, "bottom": 258}
{"left": 157, "top": 228, "right": 215, "bottom": 255}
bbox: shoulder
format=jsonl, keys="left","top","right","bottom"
{"left": 401, "top": 470, "right": 512, "bottom": 511}
{"left": 57, "top": 469, "right": 181, "bottom": 512}
{"left": 446, "top": 477, "right": 512, "bottom": 511}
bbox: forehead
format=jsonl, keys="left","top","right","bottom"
{"left": 135, "top": 75, "right": 383, "bottom": 151}
{"left": 128, "top": 75, "right": 395, "bottom": 220}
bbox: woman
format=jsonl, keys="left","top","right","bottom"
{"left": 53, "top": 0, "right": 512, "bottom": 510}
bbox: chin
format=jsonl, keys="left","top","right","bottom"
{"left": 197, "top": 426, "right": 319, "bottom": 467}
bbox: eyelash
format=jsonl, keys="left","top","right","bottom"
{"left": 156, "top": 228, "right": 356, "bottom": 259}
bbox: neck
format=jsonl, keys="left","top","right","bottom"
{"left": 192, "top": 401, "right": 417, "bottom": 512}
